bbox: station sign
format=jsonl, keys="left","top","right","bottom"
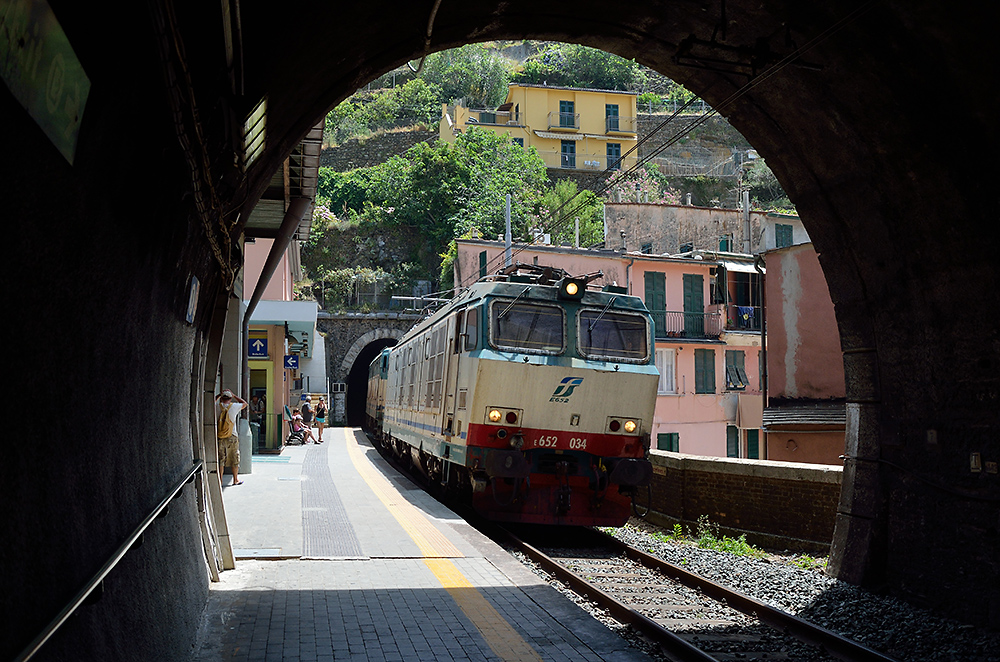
{"left": 248, "top": 337, "right": 268, "bottom": 358}
{"left": 284, "top": 354, "right": 299, "bottom": 369}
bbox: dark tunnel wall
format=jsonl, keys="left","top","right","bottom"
{"left": 0, "top": 3, "right": 222, "bottom": 658}
{"left": 0, "top": 1, "right": 996, "bottom": 655}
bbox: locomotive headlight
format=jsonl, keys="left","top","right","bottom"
{"left": 488, "top": 409, "right": 502, "bottom": 423}
{"left": 557, "top": 277, "right": 586, "bottom": 300}
{"left": 624, "top": 420, "right": 637, "bottom": 433}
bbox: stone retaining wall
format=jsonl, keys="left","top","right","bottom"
{"left": 646, "top": 451, "right": 842, "bottom": 552}
{"left": 321, "top": 130, "right": 436, "bottom": 171}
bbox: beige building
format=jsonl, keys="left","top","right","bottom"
{"left": 441, "top": 83, "right": 639, "bottom": 173}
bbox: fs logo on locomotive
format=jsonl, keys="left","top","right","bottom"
{"left": 550, "top": 377, "right": 583, "bottom": 403}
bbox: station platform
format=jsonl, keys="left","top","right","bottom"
{"left": 194, "top": 427, "right": 652, "bottom": 662}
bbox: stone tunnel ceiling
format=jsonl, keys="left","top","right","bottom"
{"left": 2, "top": 0, "right": 996, "bottom": 640}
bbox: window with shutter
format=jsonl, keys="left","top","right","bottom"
{"left": 644, "top": 271, "right": 666, "bottom": 338}
{"left": 695, "top": 348, "right": 715, "bottom": 393}
{"left": 727, "top": 425, "right": 740, "bottom": 457}
{"left": 657, "top": 432, "right": 679, "bottom": 452}
{"left": 776, "top": 223, "right": 793, "bottom": 248}
{"left": 725, "top": 350, "right": 748, "bottom": 390}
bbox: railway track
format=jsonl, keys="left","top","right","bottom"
{"left": 492, "top": 525, "right": 900, "bottom": 662}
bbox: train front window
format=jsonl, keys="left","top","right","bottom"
{"left": 490, "top": 301, "right": 565, "bottom": 354}
{"left": 578, "top": 310, "right": 649, "bottom": 362}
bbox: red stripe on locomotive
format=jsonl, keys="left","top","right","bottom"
{"left": 465, "top": 423, "right": 646, "bottom": 458}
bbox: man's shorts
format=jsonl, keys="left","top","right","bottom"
{"left": 219, "top": 435, "right": 240, "bottom": 467}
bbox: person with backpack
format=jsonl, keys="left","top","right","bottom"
{"left": 216, "top": 389, "right": 248, "bottom": 485}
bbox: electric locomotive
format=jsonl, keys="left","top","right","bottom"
{"left": 365, "top": 264, "right": 658, "bottom": 526}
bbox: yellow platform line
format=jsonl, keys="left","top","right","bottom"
{"left": 344, "top": 431, "right": 462, "bottom": 558}
{"left": 344, "top": 430, "right": 543, "bottom": 662}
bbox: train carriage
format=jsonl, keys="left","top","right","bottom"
{"left": 365, "top": 265, "right": 658, "bottom": 526}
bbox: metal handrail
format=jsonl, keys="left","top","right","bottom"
{"left": 650, "top": 310, "right": 724, "bottom": 339}
{"left": 15, "top": 459, "right": 204, "bottom": 662}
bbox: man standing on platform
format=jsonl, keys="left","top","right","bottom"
{"left": 216, "top": 389, "right": 247, "bottom": 485}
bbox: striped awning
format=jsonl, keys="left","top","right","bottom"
{"left": 534, "top": 130, "right": 583, "bottom": 140}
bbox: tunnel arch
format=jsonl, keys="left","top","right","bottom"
{"left": 232, "top": 3, "right": 996, "bottom": 625}
{"left": 2, "top": 5, "right": 993, "bottom": 653}
{"left": 339, "top": 328, "right": 407, "bottom": 378}
{"left": 344, "top": 337, "right": 398, "bottom": 427}
{"left": 339, "top": 329, "right": 407, "bottom": 426}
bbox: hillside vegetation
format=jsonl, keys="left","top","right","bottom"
{"left": 303, "top": 41, "right": 791, "bottom": 310}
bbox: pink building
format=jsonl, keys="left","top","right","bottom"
{"left": 761, "top": 242, "right": 846, "bottom": 465}
{"left": 456, "top": 239, "right": 764, "bottom": 459}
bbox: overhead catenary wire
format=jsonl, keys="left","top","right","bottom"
{"left": 468, "top": 0, "right": 879, "bottom": 288}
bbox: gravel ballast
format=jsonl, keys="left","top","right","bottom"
{"left": 511, "top": 518, "right": 999, "bottom": 662}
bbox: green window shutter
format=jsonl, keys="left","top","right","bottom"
{"left": 725, "top": 350, "right": 747, "bottom": 390}
{"left": 644, "top": 271, "right": 666, "bottom": 338}
{"left": 726, "top": 425, "right": 739, "bottom": 457}
{"left": 479, "top": 250, "right": 487, "bottom": 278}
{"left": 657, "top": 432, "right": 679, "bottom": 452}
{"left": 776, "top": 223, "right": 793, "bottom": 248}
{"left": 747, "top": 429, "right": 760, "bottom": 459}
{"left": 683, "top": 274, "right": 704, "bottom": 336}
{"left": 695, "top": 349, "right": 715, "bottom": 393}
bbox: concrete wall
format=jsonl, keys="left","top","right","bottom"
{"left": 765, "top": 244, "right": 846, "bottom": 400}
{"left": 605, "top": 203, "right": 767, "bottom": 255}
{"left": 647, "top": 452, "right": 843, "bottom": 551}
{"left": 244, "top": 239, "right": 293, "bottom": 301}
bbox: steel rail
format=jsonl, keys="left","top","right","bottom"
{"left": 497, "top": 524, "right": 901, "bottom": 662}
{"left": 594, "top": 528, "right": 900, "bottom": 662}
{"left": 496, "top": 526, "right": 718, "bottom": 662}
{"left": 15, "top": 459, "right": 204, "bottom": 662}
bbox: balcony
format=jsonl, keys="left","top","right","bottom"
{"left": 605, "top": 115, "right": 637, "bottom": 134}
{"left": 649, "top": 310, "right": 724, "bottom": 340}
{"left": 548, "top": 111, "right": 580, "bottom": 130}
{"left": 467, "top": 109, "right": 523, "bottom": 126}
{"left": 726, "top": 304, "right": 761, "bottom": 332}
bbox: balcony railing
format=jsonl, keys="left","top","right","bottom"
{"left": 468, "top": 109, "right": 523, "bottom": 126}
{"left": 605, "top": 115, "right": 637, "bottom": 133}
{"left": 727, "top": 304, "right": 761, "bottom": 331}
{"left": 548, "top": 111, "right": 580, "bottom": 130}
{"left": 650, "top": 310, "right": 724, "bottom": 339}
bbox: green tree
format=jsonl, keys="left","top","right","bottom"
{"left": 303, "top": 128, "right": 548, "bottom": 289}
{"left": 533, "top": 179, "right": 604, "bottom": 248}
{"left": 513, "top": 44, "right": 644, "bottom": 91}
{"left": 743, "top": 158, "right": 794, "bottom": 211}
{"left": 419, "top": 44, "right": 514, "bottom": 108}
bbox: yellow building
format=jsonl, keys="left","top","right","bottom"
{"left": 441, "top": 83, "right": 638, "bottom": 173}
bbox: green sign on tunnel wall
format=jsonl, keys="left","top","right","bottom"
{"left": 0, "top": 0, "right": 91, "bottom": 164}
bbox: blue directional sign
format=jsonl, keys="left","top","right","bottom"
{"left": 284, "top": 354, "right": 299, "bottom": 370}
{"left": 248, "top": 337, "right": 268, "bottom": 358}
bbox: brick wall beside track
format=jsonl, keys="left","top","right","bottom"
{"left": 645, "top": 452, "right": 843, "bottom": 553}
